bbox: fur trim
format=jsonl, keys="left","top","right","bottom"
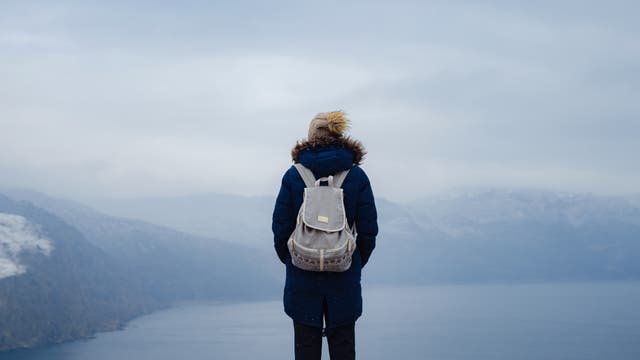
{"left": 327, "top": 111, "right": 350, "bottom": 136}
{"left": 291, "top": 135, "right": 366, "bottom": 165}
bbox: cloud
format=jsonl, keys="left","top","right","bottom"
{"left": 0, "top": 1, "right": 638, "bottom": 201}
{"left": 0, "top": 30, "right": 66, "bottom": 46}
{"left": 0, "top": 213, "right": 54, "bottom": 280}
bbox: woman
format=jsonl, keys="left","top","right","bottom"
{"left": 272, "top": 111, "right": 378, "bottom": 360}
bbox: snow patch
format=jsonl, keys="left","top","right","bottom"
{"left": 0, "top": 213, "right": 53, "bottom": 279}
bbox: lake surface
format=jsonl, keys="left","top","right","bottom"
{"left": 3, "top": 282, "right": 640, "bottom": 360}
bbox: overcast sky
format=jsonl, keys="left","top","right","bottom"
{"left": 1, "top": 0, "right": 638, "bottom": 202}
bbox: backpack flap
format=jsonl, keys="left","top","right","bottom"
{"left": 301, "top": 186, "right": 346, "bottom": 232}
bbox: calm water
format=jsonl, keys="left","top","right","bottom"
{"left": 3, "top": 282, "right": 640, "bottom": 360}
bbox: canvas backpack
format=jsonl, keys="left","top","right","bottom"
{"left": 287, "top": 163, "right": 356, "bottom": 272}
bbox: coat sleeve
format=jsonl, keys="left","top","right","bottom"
{"left": 272, "top": 168, "right": 296, "bottom": 264}
{"left": 355, "top": 169, "right": 378, "bottom": 268}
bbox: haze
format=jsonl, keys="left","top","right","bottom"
{"left": 1, "top": 0, "right": 638, "bottom": 202}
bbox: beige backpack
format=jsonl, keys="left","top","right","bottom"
{"left": 287, "top": 163, "right": 356, "bottom": 272}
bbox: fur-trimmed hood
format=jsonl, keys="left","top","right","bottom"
{"left": 291, "top": 136, "right": 366, "bottom": 165}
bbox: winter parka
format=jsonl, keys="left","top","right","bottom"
{"left": 272, "top": 136, "right": 378, "bottom": 329}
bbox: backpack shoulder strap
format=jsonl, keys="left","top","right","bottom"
{"left": 293, "top": 163, "right": 316, "bottom": 188}
{"left": 333, "top": 168, "right": 351, "bottom": 188}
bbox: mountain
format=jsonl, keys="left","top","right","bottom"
{"left": 0, "top": 190, "right": 282, "bottom": 352}
{"left": 384, "top": 189, "right": 640, "bottom": 284}
{"left": 82, "top": 188, "right": 640, "bottom": 284}
{"left": 0, "top": 194, "right": 155, "bottom": 351}
{"left": 86, "top": 193, "right": 275, "bottom": 250}
{"left": 2, "top": 188, "right": 282, "bottom": 301}
{"left": 2, "top": 186, "right": 638, "bottom": 351}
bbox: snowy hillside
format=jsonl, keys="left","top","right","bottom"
{"left": 0, "top": 213, "right": 53, "bottom": 279}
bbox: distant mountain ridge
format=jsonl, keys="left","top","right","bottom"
{"left": 83, "top": 188, "right": 640, "bottom": 284}
{"left": 84, "top": 192, "right": 275, "bottom": 249}
{"left": 1, "top": 187, "right": 639, "bottom": 352}
{"left": 396, "top": 189, "right": 640, "bottom": 283}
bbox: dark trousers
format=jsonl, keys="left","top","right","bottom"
{"left": 294, "top": 321, "right": 355, "bottom": 360}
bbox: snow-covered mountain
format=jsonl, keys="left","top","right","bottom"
{"left": 0, "top": 194, "right": 154, "bottom": 351}
{"left": 2, "top": 188, "right": 282, "bottom": 299}
{"left": 409, "top": 189, "right": 640, "bottom": 236}
{"left": 0, "top": 190, "right": 281, "bottom": 352}
{"left": 382, "top": 189, "right": 640, "bottom": 284}
{"left": 83, "top": 188, "right": 640, "bottom": 284}
{"left": 2, "top": 186, "right": 638, "bottom": 352}
{"left": 0, "top": 213, "right": 53, "bottom": 279}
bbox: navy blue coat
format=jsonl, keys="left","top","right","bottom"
{"left": 272, "top": 140, "right": 378, "bottom": 329}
